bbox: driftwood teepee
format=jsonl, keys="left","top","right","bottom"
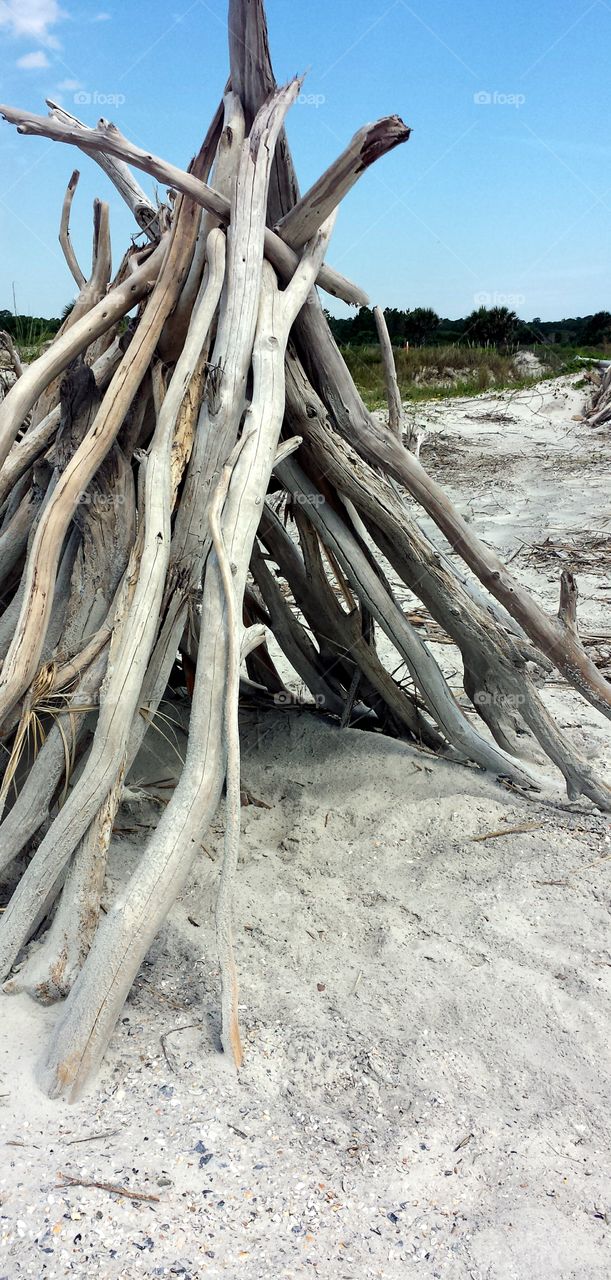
{"left": 0, "top": 0, "right": 609, "bottom": 1100}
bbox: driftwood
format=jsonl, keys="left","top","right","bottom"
{"left": 47, "top": 99, "right": 162, "bottom": 242}
{"left": 0, "top": 103, "right": 367, "bottom": 309}
{"left": 0, "top": 0, "right": 608, "bottom": 1101}
{"left": 582, "top": 359, "right": 611, "bottom": 427}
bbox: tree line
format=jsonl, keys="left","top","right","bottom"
{"left": 325, "top": 305, "right": 611, "bottom": 349}
{"left": 2, "top": 304, "right": 610, "bottom": 353}
{"left": 0, "top": 309, "right": 62, "bottom": 343}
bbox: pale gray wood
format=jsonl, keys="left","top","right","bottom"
{"left": 0, "top": 338, "right": 122, "bottom": 508}
{"left": 284, "top": 355, "right": 610, "bottom": 810}
{"left": 0, "top": 102, "right": 367, "bottom": 307}
{"left": 47, "top": 99, "right": 160, "bottom": 241}
{"left": 276, "top": 455, "right": 551, "bottom": 793}
{"left": 0, "top": 216, "right": 220, "bottom": 980}
{"left": 59, "top": 169, "right": 86, "bottom": 289}
{"left": 294, "top": 294, "right": 611, "bottom": 722}
{"left": 39, "top": 127, "right": 336, "bottom": 1100}
{"left": 373, "top": 305, "right": 403, "bottom": 441}
{"left": 277, "top": 117, "right": 411, "bottom": 250}
{"left": 0, "top": 244, "right": 165, "bottom": 474}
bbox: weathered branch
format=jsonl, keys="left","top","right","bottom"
{"left": 0, "top": 243, "right": 165, "bottom": 473}
{"left": 0, "top": 338, "right": 122, "bottom": 507}
{"left": 0, "top": 214, "right": 223, "bottom": 982}
{"left": 373, "top": 305, "right": 403, "bottom": 440}
{"left": 47, "top": 99, "right": 161, "bottom": 241}
{"left": 0, "top": 102, "right": 367, "bottom": 307}
{"left": 293, "top": 296, "right": 611, "bottom": 722}
{"left": 59, "top": 169, "right": 86, "bottom": 289}
{"left": 558, "top": 570, "right": 579, "bottom": 637}
{"left": 227, "top": 4, "right": 610, "bottom": 723}
{"left": 0, "top": 0, "right": 607, "bottom": 1106}
{"left": 160, "top": 97, "right": 226, "bottom": 360}
{"left": 37, "top": 81, "right": 308, "bottom": 1098}
{"left": 0, "top": 330, "right": 23, "bottom": 379}
{"left": 277, "top": 117, "right": 411, "bottom": 249}
{"left": 282, "top": 352, "right": 611, "bottom": 808}
{"left": 276, "top": 456, "right": 552, "bottom": 793}
{"left": 0, "top": 240, "right": 173, "bottom": 727}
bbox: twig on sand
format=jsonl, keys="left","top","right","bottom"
{"left": 469, "top": 822, "right": 543, "bottom": 842}
{"left": 569, "top": 852, "right": 611, "bottom": 875}
{"left": 64, "top": 1129, "right": 120, "bottom": 1145}
{"left": 58, "top": 1173, "right": 159, "bottom": 1202}
{"left": 160, "top": 1022, "right": 201, "bottom": 1072}
{"left": 534, "top": 879, "right": 571, "bottom": 888}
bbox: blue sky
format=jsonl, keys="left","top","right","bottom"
{"left": 0, "top": 0, "right": 610, "bottom": 320}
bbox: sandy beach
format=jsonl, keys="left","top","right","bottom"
{"left": 1, "top": 374, "right": 609, "bottom": 1279}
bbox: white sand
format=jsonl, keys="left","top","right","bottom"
{"left": 0, "top": 375, "right": 609, "bottom": 1278}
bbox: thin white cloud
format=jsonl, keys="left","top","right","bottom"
{"left": 57, "top": 77, "right": 81, "bottom": 90}
{"left": 16, "top": 49, "right": 50, "bottom": 69}
{"left": 93, "top": 11, "right": 111, "bottom": 19}
{"left": 0, "top": 1, "right": 65, "bottom": 45}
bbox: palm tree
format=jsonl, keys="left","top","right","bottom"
{"left": 463, "top": 305, "right": 519, "bottom": 350}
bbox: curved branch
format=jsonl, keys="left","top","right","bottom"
{"left": 0, "top": 219, "right": 225, "bottom": 983}
{"left": 37, "top": 130, "right": 336, "bottom": 1100}
{"left": 59, "top": 169, "right": 86, "bottom": 289}
{"left": 0, "top": 239, "right": 175, "bottom": 728}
